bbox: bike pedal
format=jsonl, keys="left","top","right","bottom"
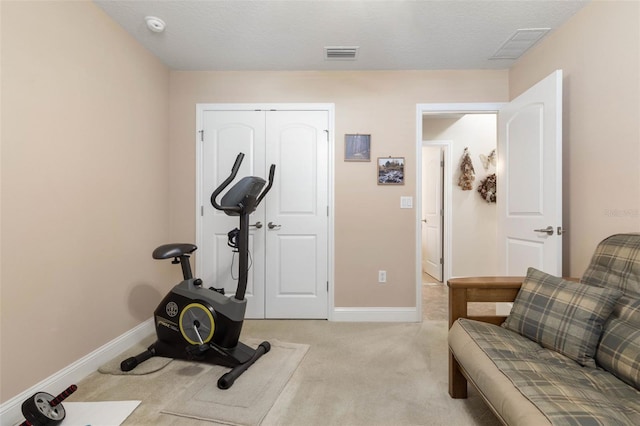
{"left": 186, "top": 344, "right": 209, "bottom": 357}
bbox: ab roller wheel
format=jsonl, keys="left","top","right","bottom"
{"left": 20, "top": 384, "right": 77, "bottom": 426}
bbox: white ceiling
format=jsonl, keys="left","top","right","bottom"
{"left": 94, "top": 0, "right": 590, "bottom": 71}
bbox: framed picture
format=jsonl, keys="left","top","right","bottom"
{"left": 344, "top": 134, "right": 371, "bottom": 161}
{"left": 377, "top": 157, "right": 405, "bottom": 185}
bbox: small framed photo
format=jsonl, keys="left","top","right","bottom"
{"left": 377, "top": 157, "right": 405, "bottom": 185}
{"left": 345, "top": 134, "right": 371, "bottom": 162}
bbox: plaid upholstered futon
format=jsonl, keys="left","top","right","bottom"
{"left": 449, "top": 234, "right": 640, "bottom": 426}
{"left": 457, "top": 319, "right": 640, "bottom": 425}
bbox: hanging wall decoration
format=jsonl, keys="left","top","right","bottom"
{"left": 479, "top": 149, "right": 497, "bottom": 171}
{"left": 477, "top": 173, "right": 497, "bottom": 203}
{"left": 457, "top": 147, "right": 475, "bottom": 190}
{"left": 377, "top": 157, "right": 405, "bottom": 185}
{"left": 345, "top": 134, "right": 371, "bottom": 161}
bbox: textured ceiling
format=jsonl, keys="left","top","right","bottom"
{"left": 94, "top": 0, "right": 590, "bottom": 71}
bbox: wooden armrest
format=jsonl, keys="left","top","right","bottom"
{"left": 447, "top": 276, "right": 580, "bottom": 327}
{"left": 447, "top": 276, "right": 525, "bottom": 398}
{"left": 447, "top": 276, "right": 524, "bottom": 327}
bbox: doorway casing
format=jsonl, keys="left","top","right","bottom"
{"left": 415, "top": 103, "right": 505, "bottom": 321}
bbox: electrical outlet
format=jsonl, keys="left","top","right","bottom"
{"left": 378, "top": 270, "right": 387, "bottom": 283}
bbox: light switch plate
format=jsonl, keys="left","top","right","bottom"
{"left": 400, "top": 196, "right": 413, "bottom": 209}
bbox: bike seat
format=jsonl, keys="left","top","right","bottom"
{"left": 152, "top": 243, "right": 197, "bottom": 259}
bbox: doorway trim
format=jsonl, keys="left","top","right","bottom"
{"left": 195, "top": 103, "right": 336, "bottom": 319}
{"left": 415, "top": 103, "right": 504, "bottom": 321}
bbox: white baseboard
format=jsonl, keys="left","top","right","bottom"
{"left": 0, "top": 318, "right": 154, "bottom": 426}
{"left": 332, "top": 307, "right": 419, "bottom": 322}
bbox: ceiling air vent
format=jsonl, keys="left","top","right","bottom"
{"left": 490, "top": 28, "right": 550, "bottom": 60}
{"left": 325, "top": 46, "right": 359, "bottom": 61}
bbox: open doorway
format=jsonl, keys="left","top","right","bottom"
{"left": 416, "top": 104, "right": 503, "bottom": 321}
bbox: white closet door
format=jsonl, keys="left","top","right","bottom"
{"left": 200, "top": 110, "right": 266, "bottom": 318}
{"left": 198, "top": 107, "right": 329, "bottom": 319}
{"left": 264, "top": 110, "right": 329, "bottom": 318}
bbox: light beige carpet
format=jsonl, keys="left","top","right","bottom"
{"left": 68, "top": 320, "right": 500, "bottom": 425}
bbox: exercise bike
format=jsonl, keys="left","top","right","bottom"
{"left": 121, "top": 152, "right": 275, "bottom": 389}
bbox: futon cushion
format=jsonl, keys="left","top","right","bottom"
{"left": 597, "top": 318, "right": 640, "bottom": 390}
{"left": 454, "top": 319, "right": 640, "bottom": 425}
{"left": 581, "top": 233, "right": 640, "bottom": 299}
{"left": 503, "top": 267, "right": 622, "bottom": 367}
{"left": 613, "top": 296, "right": 640, "bottom": 324}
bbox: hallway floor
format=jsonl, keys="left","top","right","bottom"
{"left": 422, "top": 273, "right": 496, "bottom": 321}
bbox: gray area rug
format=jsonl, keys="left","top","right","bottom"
{"left": 99, "top": 335, "right": 173, "bottom": 375}
{"left": 161, "top": 339, "right": 309, "bottom": 426}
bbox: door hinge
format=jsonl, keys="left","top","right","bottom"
{"left": 324, "top": 129, "right": 329, "bottom": 142}
{"left": 327, "top": 206, "right": 329, "bottom": 217}
{"left": 201, "top": 206, "right": 204, "bottom": 216}
{"left": 440, "top": 258, "right": 443, "bottom": 264}
{"left": 198, "top": 130, "right": 204, "bottom": 142}
{"left": 327, "top": 281, "right": 329, "bottom": 292}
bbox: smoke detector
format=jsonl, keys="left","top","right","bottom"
{"left": 145, "top": 16, "right": 166, "bottom": 33}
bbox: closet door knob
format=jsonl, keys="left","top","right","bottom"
{"left": 533, "top": 226, "right": 554, "bottom": 236}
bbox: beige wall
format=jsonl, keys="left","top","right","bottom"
{"left": 510, "top": 0, "right": 640, "bottom": 276}
{"left": 1, "top": 1, "right": 170, "bottom": 401}
{"left": 168, "top": 71, "right": 508, "bottom": 308}
{"left": 423, "top": 114, "right": 498, "bottom": 277}
{"left": 3, "top": 0, "right": 635, "bottom": 406}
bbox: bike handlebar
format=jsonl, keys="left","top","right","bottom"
{"left": 210, "top": 153, "right": 245, "bottom": 213}
{"left": 256, "top": 164, "right": 276, "bottom": 206}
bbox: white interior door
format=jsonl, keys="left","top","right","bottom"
{"left": 265, "top": 110, "right": 329, "bottom": 318}
{"left": 497, "top": 70, "right": 563, "bottom": 276}
{"left": 200, "top": 110, "right": 266, "bottom": 318}
{"left": 422, "top": 145, "right": 443, "bottom": 281}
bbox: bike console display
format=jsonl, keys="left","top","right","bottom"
{"left": 211, "top": 152, "right": 276, "bottom": 216}
{"left": 220, "top": 176, "right": 266, "bottom": 216}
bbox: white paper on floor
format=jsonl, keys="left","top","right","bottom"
{"left": 60, "top": 400, "right": 141, "bottom": 425}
